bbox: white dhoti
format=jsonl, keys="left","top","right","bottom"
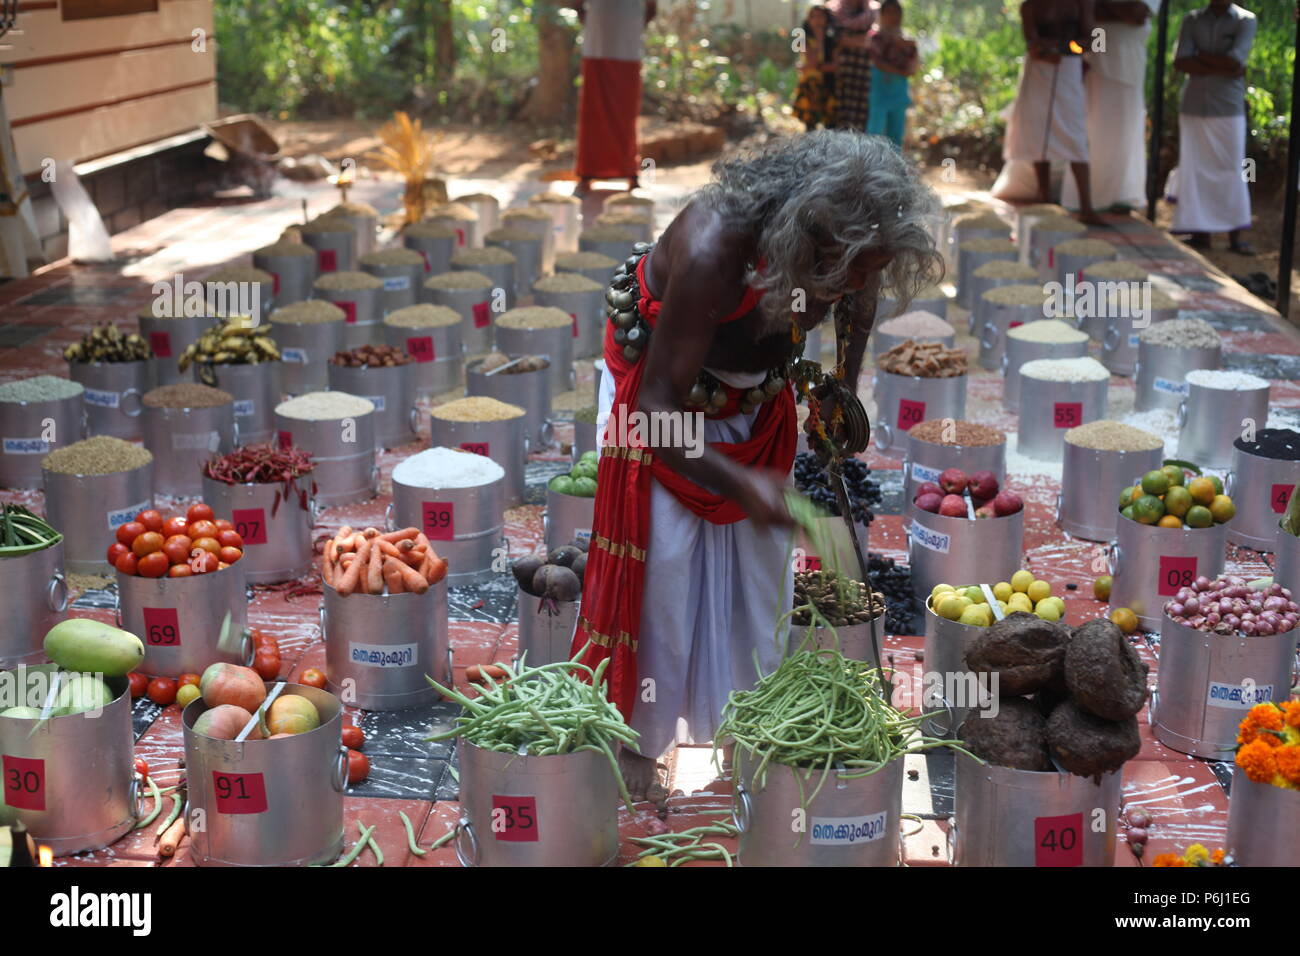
{"left": 596, "top": 367, "right": 794, "bottom": 758}
{"left": 1004, "top": 56, "right": 1090, "bottom": 164}
{"left": 1062, "top": 58, "right": 1150, "bottom": 209}
{"left": 1170, "top": 114, "right": 1251, "bottom": 234}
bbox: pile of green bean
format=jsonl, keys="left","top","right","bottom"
{"left": 627, "top": 820, "right": 739, "bottom": 867}
{"left": 426, "top": 655, "right": 639, "bottom": 810}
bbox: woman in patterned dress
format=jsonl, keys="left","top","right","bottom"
{"left": 830, "top": 0, "right": 877, "bottom": 131}
{"left": 792, "top": 5, "right": 838, "bottom": 130}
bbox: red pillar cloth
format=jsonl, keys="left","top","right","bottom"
{"left": 576, "top": 57, "right": 642, "bottom": 181}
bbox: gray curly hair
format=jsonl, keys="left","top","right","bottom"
{"left": 697, "top": 131, "right": 944, "bottom": 326}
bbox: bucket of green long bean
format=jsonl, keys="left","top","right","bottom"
{"left": 426, "top": 653, "right": 635, "bottom": 867}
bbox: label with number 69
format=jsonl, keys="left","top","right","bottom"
{"left": 142, "top": 607, "right": 181, "bottom": 647}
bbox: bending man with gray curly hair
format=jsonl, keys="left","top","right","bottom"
{"left": 572, "top": 130, "right": 942, "bottom": 803}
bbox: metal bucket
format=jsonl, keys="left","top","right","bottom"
{"left": 270, "top": 319, "right": 345, "bottom": 395}
{"left": 455, "top": 741, "right": 619, "bottom": 867}
{"left": 0, "top": 544, "right": 69, "bottom": 667}
{"left": 0, "top": 392, "right": 85, "bottom": 489}
{"left": 573, "top": 418, "right": 597, "bottom": 459}
{"left": 1055, "top": 249, "right": 1117, "bottom": 291}
{"left": 139, "top": 314, "right": 207, "bottom": 386}
{"left": 361, "top": 260, "right": 422, "bottom": 316}
{"left": 302, "top": 228, "right": 355, "bottom": 274}
{"left": 489, "top": 235, "right": 543, "bottom": 300}
{"left": 206, "top": 279, "right": 274, "bottom": 323}
{"left": 201, "top": 475, "right": 316, "bottom": 585}
{"left": 903, "top": 437, "right": 1006, "bottom": 505}
{"left": 957, "top": 242, "right": 1018, "bottom": 309}
{"left": 1226, "top": 770, "right": 1300, "bottom": 867}
{"left": 429, "top": 413, "right": 527, "bottom": 509}
{"left": 872, "top": 371, "right": 967, "bottom": 456}
{"left": 871, "top": 327, "right": 954, "bottom": 359}
{"left": 388, "top": 470, "right": 505, "bottom": 586}
{"left": 43, "top": 461, "right": 153, "bottom": 574}
{"left": 966, "top": 268, "right": 1037, "bottom": 333}
{"left": 315, "top": 284, "right": 381, "bottom": 349}
{"left": 1099, "top": 307, "right": 1179, "bottom": 376}
{"left": 466, "top": 360, "right": 553, "bottom": 447}
{"left": 424, "top": 283, "right": 495, "bottom": 356}
{"left": 1275, "top": 524, "right": 1300, "bottom": 595}
{"left": 252, "top": 250, "right": 316, "bottom": 306}
{"left": 494, "top": 325, "right": 573, "bottom": 397}
{"left": 978, "top": 301, "right": 1047, "bottom": 371}
{"left": 321, "top": 579, "right": 450, "bottom": 711}
{"left": 878, "top": 292, "right": 948, "bottom": 323}
{"left": 1178, "top": 381, "right": 1270, "bottom": 471}
{"left": 534, "top": 285, "right": 605, "bottom": 360}
{"left": 952, "top": 751, "right": 1121, "bottom": 867}
{"left": 555, "top": 254, "right": 618, "bottom": 287}
{"left": 1016, "top": 376, "right": 1108, "bottom": 462}
{"left": 429, "top": 214, "right": 480, "bottom": 250}
{"left": 69, "top": 361, "right": 147, "bottom": 440}
{"left": 1151, "top": 613, "right": 1297, "bottom": 759}
{"left": 531, "top": 198, "right": 581, "bottom": 253}
{"left": 403, "top": 231, "right": 456, "bottom": 277}
{"left": 141, "top": 401, "right": 237, "bottom": 497}
{"left": 202, "top": 361, "right": 281, "bottom": 445}
{"left": 579, "top": 234, "right": 636, "bottom": 265}
{"left": 454, "top": 258, "right": 515, "bottom": 310}
{"left": 0, "top": 671, "right": 135, "bottom": 856}
{"left": 905, "top": 503, "right": 1024, "bottom": 598}
{"left": 516, "top": 592, "right": 580, "bottom": 668}
{"left": 1107, "top": 517, "right": 1228, "bottom": 630}
{"left": 920, "top": 599, "right": 981, "bottom": 737}
{"left": 544, "top": 488, "right": 595, "bottom": 553}
{"left": 183, "top": 682, "right": 346, "bottom": 867}
{"left": 1001, "top": 335, "right": 1090, "bottom": 413}
{"left": 786, "top": 621, "right": 880, "bottom": 666}
{"left": 1030, "top": 226, "right": 1086, "bottom": 277}
{"left": 117, "top": 565, "right": 251, "bottom": 678}
{"left": 1225, "top": 448, "right": 1300, "bottom": 551}
{"left": 327, "top": 362, "right": 418, "bottom": 450}
{"left": 1057, "top": 441, "right": 1164, "bottom": 542}
{"left": 1134, "top": 341, "right": 1221, "bottom": 412}
{"left": 792, "top": 514, "right": 869, "bottom": 580}
{"left": 456, "top": 196, "right": 499, "bottom": 236}
{"left": 332, "top": 212, "right": 378, "bottom": 260}
{"left": 383, "top": 321, "right": 463, "bottom": 399}
{"left": 953, "top": 227, "right": 1010, "bottom": 293}
{"left": 274, "top": 411, "right": 378, "bottom": 507}
{"left": 733, "top": 748, "right": 903, "bottom": 867}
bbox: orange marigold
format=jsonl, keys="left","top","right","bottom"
{"left": 1211, "top": 849, "right": 1225, "bottom": 865}
{"left": 1238, "top": 703, "right": 1285, "bottom": 746}
{"left": 1235, "top": 738, "right": 1279, "bottom": 783}
{"left": 1152, "top": 853, "right": 1187, "bottom": 867}
{"left": 1274, "top": 744, "right": 1300, "bottom": 786}
{"left": 1282, "top": 700, "right": 1300, "bottom": 729}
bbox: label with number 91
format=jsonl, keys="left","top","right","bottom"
{"left": 491, "top": 794, "right": 539, "bottom": 842}
{"left": 1035, "top": 812, "right": 1082, "bottom": 867}
{"left": 212, "top": 770, "right": 268, "bottom": 814}
{"left": 1158, "top": 555, "right": 1197, "bottom": 596}
{"left": 421, "top": 502, "right": 454, "bottom": 541}
{"left": 2, "top": 755, "right": 45, "bottom": 811}
{"left": 142, "top": 607, "right": 181, "bottom": 647}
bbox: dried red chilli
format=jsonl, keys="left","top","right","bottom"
{"left": 204, "top": 443, "right": 315, "bottom": 485}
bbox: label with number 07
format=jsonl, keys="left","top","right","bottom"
{"left": 491, "top": 794, "right": 539, "bottom": 841}
{"left": 2, "top": 754, "right": 45, "bottom": 811}
{"left": 142, "top": 607, "right": 181, "bottom": 647}
{"left": 421, "top": 501, "right": 454, "bottom": 541}
{"left": 231, "top": 507, "right": 267, "bottom": 546}
{"left": 1034, "top": 812, "right": 1082, "bottom": 867}
{"left": 212, "top": 770, "right": 268, "bottom": 814}
{"left": 1158, "top": 555, "right": 1197, "bottom": 597}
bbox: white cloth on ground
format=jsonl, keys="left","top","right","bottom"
{"left": 596, "top": 365, "right": 794, "bottom": 758}
{"left": 1004, "top": 55, "right": 1089, "bottom": 164}
{"left": 1170, "top": 113, "right": 1251, "bottom": 233}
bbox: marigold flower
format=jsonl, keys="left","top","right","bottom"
{"left": 1211, "top": 849, "right": 1225, "bottom": 865}
{"left": 1235, "top": 739, "right": 1279, "bottom": 783}
{"left": 1152, "top": 853, "right": 1186, "bottom": 867}
{"left": 1282, "top": 700, "right": 1300, "bottom": 729}
{"left": 1184, "top": 844, "right": 1210, "bottom": 866}
{"left": 1274, "top": 745, "right": 1300, "bottom": 787}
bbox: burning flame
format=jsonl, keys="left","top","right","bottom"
{"left": 1068, "top": 40, "right": 1084, "bottom": 54}
{"left": 38, "top": 845, "right": 52, "bottom": 867}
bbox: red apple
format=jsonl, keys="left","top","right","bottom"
{"left": 975, "top": 504, "right": 996, "bottom": 518}
{"left": 914, "top": 492, "right": 944, "bottom": 514}
{"left": 939, "top": 468, "right": 968, "bottom": 495}
{"left": 939, "top": 494, "right": 969, "bottom": 517}
{"left": 915, "top": 481, "right": 943, "bottom": 499}
{"left": 967, "top": 470, "right": 999, "bottom": 500}
{"left": 993, "top": 490, "right": 1023, "bottom": 516}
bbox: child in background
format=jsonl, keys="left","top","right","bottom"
{"left": 792, "top": 4, "right": 838, "bottom": 131}
{"left": 867, "top": 0, "right": 918, "bottom": 147}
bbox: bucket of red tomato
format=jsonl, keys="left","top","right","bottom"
{"left": 109, "top": 502, "right": 252, "bottom": 678}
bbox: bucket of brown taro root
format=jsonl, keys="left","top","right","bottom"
{"left": 426, "top": 201, "right": 482, "bottom": 250}
{"left": 360, "top": 247, "right": 425, "bottom": 316}
{"left": 871, "top": 340, "right": 968, "bottom": 456}
{"left": 452, "top": 246, "right": 518, "bottom": 310}
{"left": 313, "top": 271, "right": 384, "bottom": 350}
{"left": 382, "top": 304, "right": 464, "bottom": 399}
{"left": 423, "top": 270, "right": 497, "bottom": 356}
{"left": 269, "top": 301, "right": 347, "bottom": 396}
{"left": 403, "top": 220, "right": 459, "bottom": 278}
{"left": 578, "top": 225, "right": 639, "bottom": 267}
{"left": 486, "top": 226, "right": 544, "bottom": 301}
{"left": 253, "top": 238, "right": 318, "bottom": 306}
{"left": 554, "top": 250, "right": 619, "bottom": 288}
{"left": 528, "top": 191, "right": 581, "bottom": 254}
{"left": 452, "top": 192, "right": 500, "bottom": 236}
{"left": 300, "top": 216, "right": 356, "bottom": 274}
{"left": 204, "top": 266, "right": 275, "bottom": 322}
{"left": 327, "top": 345, "right": 418, "bottom": 450}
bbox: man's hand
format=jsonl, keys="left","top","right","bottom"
{"left": 733, "top": 469, "right": 794, "bottom": 528}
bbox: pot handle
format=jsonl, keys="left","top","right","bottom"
{"left": 999, "top": 352, "right": 1008, "bottom": 376}
{"left": 384, "top": 501, "right": 395, "bottom": 533}
{"left": 874, "top": 422, "right": 893, "bottom": 452}
{"left": 523, "top": 434, "right": 532, "bottom": 457}
{"left": 408, "top": 404, "right": 421, "bottom": 437}
{"left": 319, "top": 603, "right": 328, "bottom": 642}
{"left": 1102, "top": 325, "right": 1121, "bottom": 352}
{"left": 454, "top": 817, "right": 480, "bottom": 868}
{"left": 231, "top": 419, "right": 241, "bottom": 449}
{"left": 80, "top": 408, "right": 90, "bottom": 439}
{"left": 732, "top": 783, "right": 753, "bottom": 835}
{"left": 310, "top": 495, "right": 324, "bottom": 522}
{"left": 1107, "top": 541, "right": 1121, "bottom": 577}
{"left": 47, "top": 570, "right": 70, "bottom": 613}
{"left": 1176, "top": 400, "right": 1187, "bottom": 429}
{"left": 445, "top": 647, "right": 455, "bottom": 687}
{"left": 330, "top": 744, "right": 349, "bottom": 793}
{"left": 240, "top": 629, "right": 255, "bottom": 666}
{"left": 1223, "top": 469, "right": 1236, "bottom": 497}
{"left": 120, "top": 387, "right": 143, "bottom": 418}
{"left": 979, "top": 322, "right": 998, "bottom": 353}
{"left": 925, "top": 697, "right": 958, "bottom": 738}
{"left": 946, "top": 817, "right": 957, "bottom": 865}
{"left": 129, "top": 774, "right": 142, "bottom": 822}
{"left": 114, "top": 586, "right": 122, "bottom": 627}
{"left": 370, "top": 464, "right": 381, "bottom": 497}
{"left": 540, "top": 419, "right": 554, "bottom": 448}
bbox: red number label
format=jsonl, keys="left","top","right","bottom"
{"left": 2, "top": 755, "right": 45, "bottom": 811}
{"left": 472, "top": 302, "right": 490, "bottom": 329}
{"left": 318, "top": 248, "right": 338, "bottom": 272}
{"left": 418, "top": 249, "right": 431, "bottom": 271}
{"left": 406, "top": 336, "right": 435, "bottom": 363}
{"left": 1034, "top": 812, "right": 1082, "bottom": 867}
{"left": 421, "top": 502, "right": 454, "bottom": 541}
{"left": 142, "top": 607, "right": 181, "bottom": 646}
{"left": 1008, "top": 320, "right": 1024, "bottom": 329}
{"left": 1053, "top": 402, "right": 1083, "bottom": 429}
{"left": 212, "top": 771, "right": 268, "bottom": 814}
{"left": 1048, "top": 247, "right": 1056, "bottom": 270}
{"left": 459, "top": 441, "right": 490, "bottom": 457}
{"left": 148, "top": 331, "right": 172, "bottom": 358}
{"left": 799, "top": 554, "right": 823, "bottom": 572}
{"left": 277, "top": 430, "right": 293, "bottom": 450}
{"left": 231, "top": 508, "right": 266, "bottom": 546}
{"left": 897, "top": 398, "right": 925, "bottom": 431}
{"left": 455, "top": 228, "right": 466, "bottom": 247}
{"left": 491, "top": 794, "right": 539, "bottom": 842}
{"left": 1272, "top": 483, "right": 1293, "bottom": 515}
{"left": 270, "top": 271, "right": 281, "bottom": 294}
{"left": 570, "top": 312, "right": 579, "bottom": 338}
{"left": 339, "top": 301, "right": 358, "bottom": 324}
{"left": 1158, "top": 555, "right": 1197, "bottom": 597}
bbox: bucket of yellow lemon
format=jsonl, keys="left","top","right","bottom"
{"left": 1107, "top": 463, "right": 1232, "bottom": 630}
{"left": 921, "top": 572, "right": 1065, "bottom": 736}
{"left": 1226, "top": 702, "right": 1300, "bottom": 866}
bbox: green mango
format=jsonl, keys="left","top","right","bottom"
{"left": 54, "top": 673, "right": 115, "bottom": 715}
{"left": 43, "top": 619, "right": 144, "bottom": 677}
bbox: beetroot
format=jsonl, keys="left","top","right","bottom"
{"left": 533, "top": 564, "right": 582, "bottom": 602}
{"left": 570, "top": 552, "right": 587, "bottom": 587}
{"left": 512, "top": 554, "right": 546, "bottom": 595}
{"left": 547, "top": 545, "right": 583, "bottom": 568}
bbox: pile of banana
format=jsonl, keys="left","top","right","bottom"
{"left": 63, "top": 324, "right": 152, "bottom": 364}
{"left": 179, "top": 318, "right": 281, "bottom": 374}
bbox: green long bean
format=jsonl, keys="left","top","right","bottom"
{"left": 399, "top": 811, "right": 425, "bottom": 856}
{"left": 358, "top": 820, "right": 383, "bottom": 866}
{"left": 133, "top": 777, "right": 163, "bottom": 829}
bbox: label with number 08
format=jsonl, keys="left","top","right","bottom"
{"left": 491, "top": 794, "right": 539, "bottom": 842}
{"left": 421, "top": 501, "right": 454, "bottom": 541}
{"left": 1034, "top": 812, "right": 1083, "bottom": 867}
{"left": 142, "top": 607, "right": 181, "bottom": 647}
{"left": 212, "top": 770, "right": 269, "bottom": 814}
{"left": 1157, "top": 555, "right": 1197, "bottom": 597}
{"left": 2, "top": 754, "right": 45, "bottom": 811}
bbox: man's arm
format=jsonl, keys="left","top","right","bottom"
{"left": 837, "top": 275, "right": 880, "bottom": 389}
{"left": 1022, "top": 0, "right": 1059, "bottom": 62}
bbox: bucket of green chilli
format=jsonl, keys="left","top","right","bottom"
{"left": 1015, "top": 359, "right": 1110, "bottom": 463}
{"left": 42, "top": 437, "right": 154, "bottom": 574}
{"left": 1058, "top": 422, "right": 1165, "bottom": 542}
{"left": 578, "top": 225, "right": 638, "bottom": 266}
{"left": 141, "top": 384, "right": 238, "bottom": 498}
{"left": 383, "top": 305, "right": 464, "bottom": 399}
{"left": 0, "top": 376, "right": 86, "bottom": 489}
{"left": 253, "top": 239, "right": 317, "bottom": 306}
{"left": 956, "top": 238, "right": 1018, "bottom": 309}
{"left": 269, "top": 301, "right": 347, "bottom": 396}
{"left": 313, "top": 271, "right": 383, "bottom": 350}
{"left": 977, "top": 285, "right": 1053, "bottom": 372}
{"left": 327, "top": 346, "right": 419, "bottom": 450}
{"left": 555, "top": 250, "right": 619, "bottom": 289}
{"left": 402, "top": 220, "right": 458, "bottom": 277}
{"left": 117, "top": 562, "right": 251, "bottom": 678}
{"left": 300, "top": 217, "right": 355, "bottom": 273}
{"left": 0, "top": 668, "right": 136, "bottom": 856}
{"left": 423, "top": 271, "right": 495, "bottom": 355}
{"left": 1226, "top": 767, "right": 1300, "bottom": 867}
{"left": 466, "top": 354, "right": 553, "bottom": 448}
{"left": 494, "top": 307, "right": 575, "bottom": 396}
{"left": 182, "top": 682, "right": 347, "bottom": 867}
{"left": 429, "top": 398, "right": 528, "bottom": 509}
{"left": 274, "top": 392, "right": 378, "bottom": 507}
{"left": 321, "top": 578, "right": 450, "bottom": 711}
{"left": 1225, "top": 430, "right": 1298, "bottom": 551}
{"left": 1177, "top": 371, "right": 1270, "bottom": 473}
{"left": 1000, "top": 320, "right": 1090, "bottom": 413}
{"left": 388, "top": 447, "right": 505, "bottom": 587}
{"left": 0, "top": 522, "right": 69, "bottom": 668}
{"left": 966, "top": 261, "right": 1038, "bottom": 334}
{"left": 137, "top": 307, "right": 209, "bottom": 386}
{"left": 486, "top": 227, "right": 543, "bottom": 301}
{"left": 360, "top": 248, "right": 424, "bottom": 316}
{"left": 452, "top": 246, "right": 517, "bottom": 310}
{"left": 1133, "top": 318, "right": 1221, "bottom": 413}
{"left": 534, "top": 273, "right": 604, "bottom": 360}
{"left": 902, "top": 419, "right": 1007, "bottom": 505}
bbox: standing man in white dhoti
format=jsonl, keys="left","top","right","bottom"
{"left": 1062, "top": 1, "right": 1159, "bottom": 212}
{"left": 1171, "top": 1, "right": 1257, "bottom": 254}
{"left": 1002, "top": 0, "right": 1106, "bottom": 225}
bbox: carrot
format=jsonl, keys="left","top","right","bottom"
{"left": 363, "top": 527, "right": 380, "bottom": 539}
{"left": 377, "top": 539, "right": 404, "bottom": 561}
{"left": 338, "top": 525, "right": 354, "bottom": 539}
{"left": 402, "top": 546, "right": 427, "bottom": 568}
{"left": 380, "top": 527, "right": 419, "bottom": 544}
{"left": 390, "top": 557, "right": 430, "bottom": 594}
{"left": 426, "top": 555, "right": 448, "bottom": 585}
{"left": 340, "top": 552, "right": 357, "bottom": 567}
{"left": 322, "top": 555, "right": 336, "bottom": 588}
{"left": 366, "top": 535, "right": 384, "bottom": 594}
{"left": 349, "top": 532, "right": 366, "bottom": 552}
{"left": 325, "top": 538, "right": 338, "bottom": 565}
{"left": 382, "top": 557, "right": 407, "bottom": 594}
{"left": 336, "top": 539, "right": 368, "bottom": 596}
{"left": 158, "top": 816, "right": 187, "bottom": 857}
{"left": 414, "top": 531, "right": 431, "bottom": 552}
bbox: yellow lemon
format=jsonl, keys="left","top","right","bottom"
{"left": 1209, "top": 495, "right": 1235, "bottom": 524}
{"left": 937, "top": 594, "right": 968, "bottom": 621}
{"left": 1026, "top": 579, "right": 1051, "bottom": 603}
{"left": 1010, "top": 570, "right": 1035, "bottom": 593}
{"left": 1007, "top": 593, "right": 1034, "bottom": 614}
{"left": 1034, "top": 601, "right": 1061, "bottom": 622}
{"left": 931, "top": 583, "right": 955, "bottom": 600}
{"left": 959, "top": 605, "right": 990, "bottom": 627}
{"left": 635, "top": 855, "right": 668, "bottom": 867}
{"left": 992, "top": 581, "right": 1013, "bottom": 602}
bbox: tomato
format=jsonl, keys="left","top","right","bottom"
{"left": 135, "top": 509, "right": 164, "bottom": 533}
{"left": 137, "top": 551, "right": 169, "bottom": 578}
{"left": 116, "top": 521, "right": 145, "bottom": 547}
{"left": 188, "top": 519, "right": 219, "bottom": 541}
{"left": 216, "top": 529, "right": 244, "bottom": 550}
{"left": 128, "top": 672, "right": 149, "bottom": 699}
{"left": 189, "top": 550, "right": 219, "bottom": 574}
{"left": 167, "top": 563, "right": 193, "bottom": 578}
{"left": 162, "top": 534, "right": 192, "bottom": 565}
{"left": 114, "top": 550, "right": 139, "bottom": 575}
{"left": 134, "top": 757, "right": 149, "bottom": 780}
{"left": 346, "top": 749, "right": 370, "bottom": 784}
{"left": 341, "top": 724, "right": 365, "bottom": 749}
{"left": 162, "top": 516, "right": 188, "bottom": 538}
{"left": 253, "top": 630, "right": 277, "bottom": 649}
{"left": 146, "top": 677, "right": 178, "bottom": 707}
{"left": 176, "top": 684, "right": 201, "bottom": 708}
{"left": 191, "top": 536, "right": 221, "bottom": 556}
{"left": 186, "top": 502, "right": 215, "bottom": 524}
{"left": 177, "top": 673, "right": 202, "bottom": 688}
{"left": 107, "top": 542, "right": 129, "bottom": 566}
{"left": 300, "top": 668, "right": 327, "bottom": 690}
{"left": 252, "top": 651, "right": 280, "bottom": 680}
{"left": 215, "top": 518, "right": 234, "bottom": 533}
{"left": 218, "top": 546, "right": 243, "bottom": 565}
{"left": 131, "top": 531, "right": 164, "bottom": 558}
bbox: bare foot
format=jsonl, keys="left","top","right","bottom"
{"left": 1076, "top": 209, "right": 1107, "bottom": 227}
{"left": 618, "top": 748, "right": 670, "bottom": 807}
